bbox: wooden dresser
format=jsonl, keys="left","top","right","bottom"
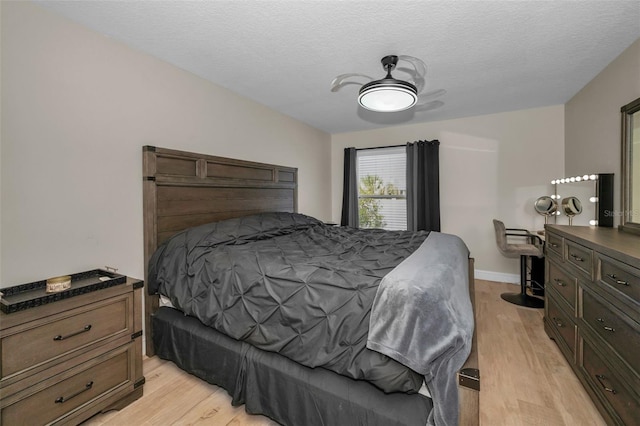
{"left": 0, "top": 277, "right": 145, "bottom": 425}
{"left": 544, "top": 225, "right": 640, "bottom": 425}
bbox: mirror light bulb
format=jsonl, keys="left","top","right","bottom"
{"left": 583, "top": 175, "right": 589, "bottom": 180}
{"left": 551, "top": 180, "right": 556, "bottom": 185}
{"left": 570, "top": 177, "right": 576, "bottom": 182}
{"left": 589, "top": 174, "right": 597, "bottom": 180}
{"left": 590, "top": 196, "right": 598, "bottom": 203}
{"left": 589, "top": 220, "right": 598, "bottom": 226}
{"left": 575, "top": 176, "right": 582, "bottom": 181}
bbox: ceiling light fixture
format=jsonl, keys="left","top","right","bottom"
{"left": 358, "top": 55, "right": 418, "bottom": 112}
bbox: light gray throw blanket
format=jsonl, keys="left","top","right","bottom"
{"left": 367, "top": 232, "right": 474, "bottom": 426}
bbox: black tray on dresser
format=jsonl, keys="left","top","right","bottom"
{"left": 0, "top": 269, "right": 126, "bottom": 314}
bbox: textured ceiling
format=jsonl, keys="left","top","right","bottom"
{"left": 36, "top": 1, "right": 640, "bottom": 134}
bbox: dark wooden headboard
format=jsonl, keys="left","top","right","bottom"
{"left": 142, "top": 146, "right": 298, "bottom": 355}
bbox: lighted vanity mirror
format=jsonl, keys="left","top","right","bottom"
{"left": 550, "top": 174, "right": 612, "bottom": 226}
{"left": 621, "top": 97, "right": 640, "bottom": 234}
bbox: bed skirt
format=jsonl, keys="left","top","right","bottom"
{"left": 153, "top": 307, "right": 433, "bottom": 425}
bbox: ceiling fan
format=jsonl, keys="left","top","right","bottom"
{"left": 331, "top": 55, "right": 445, "bottom": 113}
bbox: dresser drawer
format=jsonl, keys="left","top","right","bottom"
{"left": 566, "top": 240, "right": 594, "bottom": 279}
{"left": 1, "top": 294, "right": 132, "bottom": 379}
{"left": 580, "top": 337, "right": 640, "bottom": 426}
{"left": 1, "top": 344, "right": 133, "bottom": 425}
{"left": 582, "top": 290, "right": 640, "bottom": 375}
{"left": 546, "top": 294, "right": 576, "bottom": 356}
{"left": 545, "top": 232, "right": 563, "bottom": 258}
{"left": 598, "top": 254, "right": 640, "bottom": 306}
{"left": 547, "top": 262, "right": 577, "bottom": 309}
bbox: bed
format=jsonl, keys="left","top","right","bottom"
{"left": 142, "top": 146, "right": 480, "bottom": 426}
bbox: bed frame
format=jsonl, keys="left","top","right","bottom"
{"left": 142, "top": 145, "right": 480, "bottom": 425}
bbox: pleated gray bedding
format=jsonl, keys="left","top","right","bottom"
{"left": 149, "top": 212, "right": 429, "bottom": 393}
{"left": 148, "top": 212, "right": 472, "bottom": 411}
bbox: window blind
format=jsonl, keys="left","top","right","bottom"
{"left": 357, "top": 147, "right": 407, "bottom": 230}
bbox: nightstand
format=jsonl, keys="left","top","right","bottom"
{"left": 0, "top": 276, "right": 145, "bottom": 425}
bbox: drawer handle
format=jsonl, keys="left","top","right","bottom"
{"left": 595, "top": 318, "right": 615, "bottom": 332}
{"left": 553, "top": 278, "right": 567, "bottom": 287}
{"left": 595, "top": 375, "right": 617, "bottom": 394}
{"left": 55, "top": 381, "right": 94, "bottom": 403}
{"left": 552, "top": 317, "right": 564, "bottom": 328}
{"left": 605, "top": 274, "right": 629, "bottom": 286}
{"left": 549, "top": 242, "right": 559, "bottom": 248}
{"left": 570, "top": 254, "right": 584, "bottom": 262}
{"left": 53, "top": 324, "right": 92, "bottom": 341}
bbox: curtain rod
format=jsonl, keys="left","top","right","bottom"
{"left": 355, "top": 140, "right": 439, "bottom": 151}
{"left": 356, "top": 144, "right": 406, "bottom": 151}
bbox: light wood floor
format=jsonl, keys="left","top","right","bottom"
{"left": 83, "top": 280, "right": 605, "bottom": 426}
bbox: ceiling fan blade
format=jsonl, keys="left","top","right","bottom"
{"left": 414, "top": 100, "right": 444, "bottom": 112}
{"left": 330, "top": 73, "right": 373, "bottom": 92}
{"left": 397, "top": 55, "right": 427, "bottom": 92}
{"left": 419, "top": 89, "right": 446, "bottom": 100}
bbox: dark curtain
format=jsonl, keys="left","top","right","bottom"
{"left": 406, "top": 140, "right": 441, "bottom": 232}
{"left": 341, "top": 147, "right": 359, "bottom": 227}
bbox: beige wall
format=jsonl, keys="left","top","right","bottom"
{"left": 565, "top": 38, "right": 640, "bottom": 224}
{"left": 634, "top": 117, "right": 640, "bottom": 221}
{"left": 331, "top": 106, "right": 565, "bottom": 280}
{"left": 0, "top": 1, "right": 3, "bottom": 282}
{"left": 4, "top": 2, "right": 635, "bottom": 287}
{"left": 0, "top": 2, "right": 331, "bottom": 286}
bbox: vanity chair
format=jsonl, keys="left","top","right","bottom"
{"left": 492, "top": 219, "right": 545, "bottom": 308}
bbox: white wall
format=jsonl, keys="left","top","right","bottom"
{"left": 331, "top": 106, "right": 565, "bottom": 280}
{"left": 565, "top": 38, "right": 640, "bottom": 224}
{"left": 0, "top": 2, "right": 331, "bottom": 286}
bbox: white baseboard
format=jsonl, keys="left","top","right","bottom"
{"left": 474, "top": 269, "right": 519, "bottom": 285}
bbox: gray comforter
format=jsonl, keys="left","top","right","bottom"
{"left": 148, "top": 212, "right": 473, "bottom": 424}
{"left": 148, "top": 212, "right": 426, "bottom": 394}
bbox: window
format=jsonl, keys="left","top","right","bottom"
{"left": 357, "top": 147, "right": 407, "bottom": 230}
